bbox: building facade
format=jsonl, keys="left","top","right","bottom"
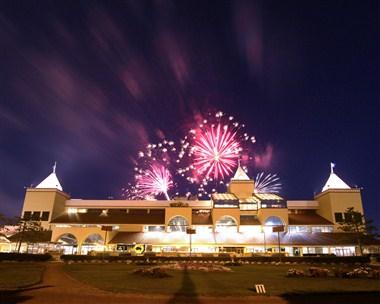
{"left": 19, "top": 164, "right": 376, "bottom": 256}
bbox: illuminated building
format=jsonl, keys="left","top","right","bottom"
{"left": 18, "top": 163, "right": 379, "bottom": 256}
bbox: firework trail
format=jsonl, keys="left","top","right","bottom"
{"left": 254, "top": 172, "right": 282, "bottom": 193}
{"left": 135, "top": 164, "right": 173, "bottom": 200}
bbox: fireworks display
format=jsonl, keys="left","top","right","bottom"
{"left": 254, "top": 172, "right": 282, "bottom": 194}
{"left": 135, "top": 164, "right": 173, "bottom": 200}
{"left": 192, "top": 123, "right": 240, "bottom": 180}
{"left": 122, "top": 110, "right": 280, "bottom": 200}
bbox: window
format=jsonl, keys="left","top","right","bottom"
{"left": 353, "top": 212, "right": 362, "bottom": 223}
{"left": 334, "top": 212, "right": 343, "bottom": 222}
{"left": 215, "top": 216, "right": 238, "bottom": 232}
{"left": 144, "top": 225, "right": 165, "bottom": 232}
{"left": 23, "top": 211, "right": 32, "bottom": 220}
{"left": 344, "top": 212, "right": 352, "bottom": 222}
{"left": 41, "top": 212, "right": 50, "bottom": 221}
{"left": 264, "top": 216, "right": 283, "bottom": 226}
{"left": 31, "top": 211, "right": 41, "bottom": 220}
{"left": 167, "top": 216, "right": 189, "bottom": 232}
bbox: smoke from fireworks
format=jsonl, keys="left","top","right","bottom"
{"left": 135, "top": 164, "right": 173, "bottom": 200}
{"left": 254, "top": 172, "right": 282, "bottom": 193}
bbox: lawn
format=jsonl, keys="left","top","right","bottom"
{"left": 64, "top": 263, "right": 380, "bottom": 296}
{"left": 0, "top": 263, "right": 45, "bottom": 289}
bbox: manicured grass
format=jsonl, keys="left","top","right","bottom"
{"left": 0, "top": 263, "right": 45, "bottom": 289}
{"left": 64, "top": 263, "right": 380, "bottom": 296}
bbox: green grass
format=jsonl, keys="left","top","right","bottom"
{"left": 0, "top": 263, "right": 45, "bottom": 289}
{"left": 64, "top": 263, "right": 380, "bottom": 296}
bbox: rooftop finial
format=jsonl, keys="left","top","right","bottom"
{"left": 53, "top": 161, "right": 57, "bottom": 173}
{"left": 330, "top": 162, "right": 335, "bottom": 174}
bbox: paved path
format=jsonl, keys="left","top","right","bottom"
{"left": 0, "top": 263, "right": 285, "bottom": 304}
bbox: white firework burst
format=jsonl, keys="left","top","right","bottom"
{"left": 254, "top": 172, "right": 282, "bottom": 193}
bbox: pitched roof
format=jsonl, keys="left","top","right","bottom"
{"left": 36, "top": 163, "right": 63, "bottom": 191}
{"left": 231, "top": 164, "right": 250, "bottom": 181}
{"left": 288, "top": 213, "right": 333, "bottom": 225}
{"left": 322, "top": 163, "right": 350, "bottom": 192}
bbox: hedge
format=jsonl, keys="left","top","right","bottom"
{"left": 60, "top": 254, "right": 370, "bottom": 264}
{"left": 0, "top": 253, "right": 52, "bottom": 262}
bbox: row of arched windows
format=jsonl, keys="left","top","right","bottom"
{"left": 167, "top": 215, "right": 284, "bottom": 232}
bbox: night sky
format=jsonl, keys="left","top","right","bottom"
{"left": 1, "top": 1, "right": 379, "bottom": 225}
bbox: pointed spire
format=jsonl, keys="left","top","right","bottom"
{"left": 232, "top": 159, "right": 250, "bottom": 181}
{"left": 322, "top": 162, "right": 350, "bottom": 192}
{"left": 36, "top": 162, "right": 63, "bottom": 191}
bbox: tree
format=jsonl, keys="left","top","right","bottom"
{"left": 338, "top": 207, "right": 379, "bottom": 255}
{"left": 14, "top": 217, "right": 45, "bottom": 253}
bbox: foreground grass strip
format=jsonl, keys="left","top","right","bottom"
{"left": 0, "top": 263, "right": 45, "bottom": 289}
{"left": 64, "top": 264, "right": 380, "bottom": 296}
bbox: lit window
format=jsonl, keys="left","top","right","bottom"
{"left": 215, "top": 216, "right": 238, "bottom": 232}
{"left": 264, "top": 216, "right": 283, "bottom": 226}
{"left": 167, "top": 216, "right": 189, "bottom": 232}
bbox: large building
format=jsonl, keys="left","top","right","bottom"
{"left": 19, "top": 163, "right": 377, "bottom": 256}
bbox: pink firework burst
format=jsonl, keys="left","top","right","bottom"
{"left": 193, "top": 123, "right": 241, "bottom": 179}
{"left": 136, "top": 164, "right": 173, "bottom": 200}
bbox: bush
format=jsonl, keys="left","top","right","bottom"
{"left": 309, "top": 267, "right": 329, "bottom": 277}
{"left": 286, "top": 268, "right": 305, "bottom": 277}
{"left": 0, "top": 252, "right": 52, "bottom": 262}
{"left": 132, "top": 267, "right": 171, "bottom": 278}
{"left": 60, "top": 254, "right": 370, "bottom": 264}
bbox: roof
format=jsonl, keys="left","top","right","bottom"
{"left": 66, "top": 200, "right": 213, "bottom": 208}
{"left": 51, "top": 209, "right": 165, "bottom": 225}
{"left": 36, "top": 163, "right": 63, "bottom": 191}
{"left": 322, "top": 163, "right": 350, "bottom": 192}
{"left": 109, "top": 231, "right": 380, "bottom": 246}
{"left": 192, "top": 211, "right": 213, "bottom": 225}
{"left": 254, "top": 193, "right": 283, "bottom": 201}
{"left": 212, "top": 193, "right": 238, "bottom": 201}
{"left": 231, "top": 164, "right": 250, "bottom": 181}
{"left": 8, "top": 231, "right": 52, "bottom": 243}
{"left": 288, "top": 213, "right": 333, "bottom": 225}
{"left": 240, "top": 215, "right": 261, "bottom": 225}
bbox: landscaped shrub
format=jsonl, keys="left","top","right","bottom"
{"left": 308, "top": 267, "right": 329, "bottom": 277}
{"left": 0, "top": 253, "right": 52, "bottom": 262}
{"left": 286, "top": 268, "right": 305, "bottom": 277}
{"left": 60, "top": 254, "right": 370, "bottom": 264}
{"left": 132, "top": 267, "right": 171, "bottom": 278}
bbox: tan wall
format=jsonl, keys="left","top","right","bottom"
{"left": 212, "top": 208, "right": 241, "bottom": 228}
{"left": 228, "top": 180, "right": 254, "bottom": 199}
{"left": 315, "top": 189, "right": 363, "bottom": 229}
{"left": 165, "top": 207, "right": 192, "bottom": 227}
{"left": 22, "top": 188, "right": 70, "bottom": 230}
{"left": 257, "top": 208, "right": 288, "bottom": 226}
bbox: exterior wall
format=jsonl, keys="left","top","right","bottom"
{"left": 228, "top": 180, "right": 255, "bottom": 199}
{"left": 165, "top": 207, "right": 192, "bottom": 227}
{"left": 212, "top": 208, "right": 241, "bottom": 228}
{"left": 22, "top": 188, "right": 70, "bottom": 230}
{"left": 257, "top": 208, "right": 289, "bottom": 227}
{"left": 315, "top": 189, "right": 363, "bottom": 229}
